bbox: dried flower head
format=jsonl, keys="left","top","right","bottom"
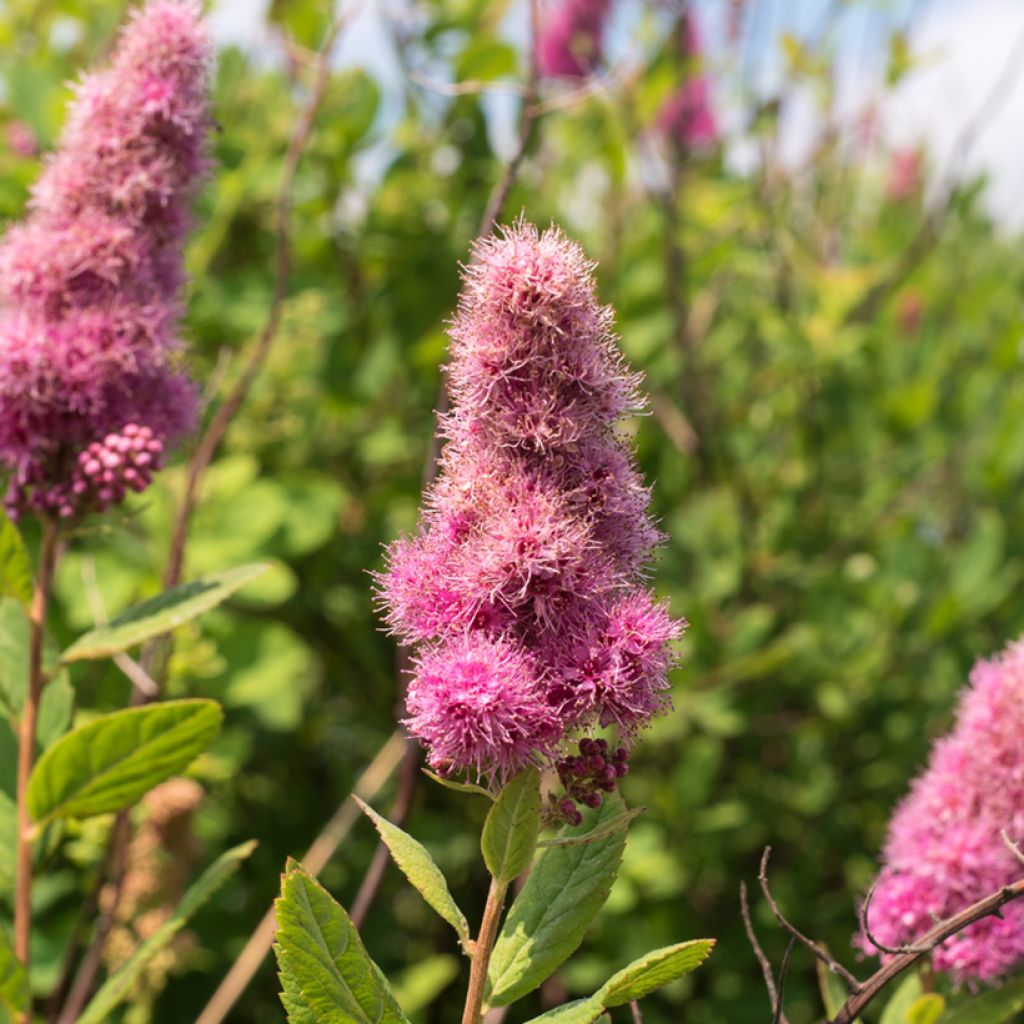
{"left": 378, "top": 222, "right": 684, "bottom": 780}
{"left": 858, "top": 638, "right": 1024, "bottom": 982}
{"left": 0, "top": 0, "right": 212, "bottom": 520}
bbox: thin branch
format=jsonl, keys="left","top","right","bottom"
{"left": 758, "top": 848, "right": 862, "bottom": 990}
{"left": 1001, "top": 830, "right": 1024, "bottom": 868}
{"left": 630, "top": 999, "right": 644, "bottom": 1024}
{"left": 740, "top": 882, "right": 790, "bottom": 1024}
{"left": 858, "top": 879, "right": 931, "bottom": 956}
{"left": 193, "top": 730, "right": 407, "bottom": 1024}
{"left": 409, "top": 70, "right": 527, "bottom": 98}
{"left": 830, "top": 875, "right": 1024, "bottom": 1024}
{"left": 772, "top": 938, "right": 797, "bottom": 1024}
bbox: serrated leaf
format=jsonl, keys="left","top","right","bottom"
{"left": 422, "top": 769, "right": 494, "bottom": 800}
{"left": 76, "top": 841, "right": 256, "bottom": 1024}
{"left": 0, "top": 922, "right": 28, "bottom": 1016}
{"left": 537, "top": 807, "right": 644, "bottom": 848}
{"left": 354, "top": 796, "right": 469, "bottom": 943}
{"left": 487, "top": 795, "right": 628, "bottom": 1006}
{"left": 27, "top": 699, "right": 222, "bottom": 824}
{"left": 0, "top": 513, "right": 31, "bottom": 607}
{"left": 523, "top": 997, "right": 605, "bottom": 1024}
{"left": 274, "top": 864, "right": 411, "bottom": 1024}
{"left": 880, "top": 971, "right": 923, "bottom": 1024}
{"left": 939, "top": 976, "right": 1024, "bottom": 1024}
{"left": 481, "top": 767, "right": 541, "bottom": 884}
{"left": 61, "top": 563, "right": 269, "bottom": 662}
{"left": 599, "top": 939, "right": 715, "bottom": 1006}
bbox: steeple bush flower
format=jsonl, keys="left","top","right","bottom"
{"left": 0, "top": 0, "right": 212, "bottom": 520}
{"left": 537, "top": 0, "right": 613, "bottom": 79}
{"left": 859, "top": 638, "right": 1024, "bottom": 982}
{"left": 378, "top": 222, "right": 684, "bottom": 786}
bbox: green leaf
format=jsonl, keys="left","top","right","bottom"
{"left": 61, "top": 563, "right": 269, "bottom": 662}
{"left": 906, "top": 995, "right": 946, "bottom": 1024}
{"left": 940, "top": 976, "right": 1024, "bottom": 1023}
{"left": 481, "top": 767, "right": 541, "bottom": 884}
{"left": 487, "top": 795, "right": 629, "bottom": 1007}
{"left": 598, "top": 939, "right": 715, "bottom": 1006}
{"left": 390, "top": 955, "right": 460, "bottom": 1016}
{"left": 76, "top": 840, "right": 256, "bottom": 1024}
{"left": 422, "top": 769, "right": 494, "bottom": 800}
{"left": 523, "top": 997, "right": 605, "bottom": 1024}
{"left": 818, "top": 955, "right": 859, "bottom": 1022}
{"left": 353, "top": 796, "right": 470, "bottom": 944}
{"left": 880, "top": 971, "right": 923, "bottom": 1024}
{"left": 27, "top": 699, "right": 222, "bottom": 824}
{"left": 0, "top": 922, "right": 27, "bottom": 1017}
{"left": 0, "top": 513, "right": 31, "bottom": 608}
{"left": 537, "top": 807, "right": 645, "bottom": 848}
{"left": 274, "top": 863, "right": 411, "bottom": 1024}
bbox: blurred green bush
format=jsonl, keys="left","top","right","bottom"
{"left": 3, "top": 1, "right": 1024, "bottom": 1021}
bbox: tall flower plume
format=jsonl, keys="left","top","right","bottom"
{"left": 858, "top": 638, "right": 1024, "bottom": 982}
{"left": 537, "top": 0, "right": 613, "bottom": 79}
{"left": 0, "top": 0, "right": 212, "bottom": 520}
{"left": 378, "top": 223, "right": 684, "bottom": 784}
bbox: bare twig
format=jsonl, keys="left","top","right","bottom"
{"left": 832, "top": 875, "right": 1024, "bottom": 1024}
{"left": 858, "top": 879, "right": 930, "bottom": 956}
{"left": 193, "top": 731, "right": 407, "bottom": 1024}
{"left": 630, "top": 998, "right": 644, "bottom": 1023}
{"left": 1001, "top": 830, "right": 1024, "bottom": 868}
{"left": 758, "top": 848, "right": 862, "bottom": 989}
{"left": 740, "top": 882, "right": 790, "bottom": 1024}
{"left": 409, "top": 70, "right": 527, "bottom": 98}
{"left": 772, "top": 938, "right": 797, "bottom": 1024}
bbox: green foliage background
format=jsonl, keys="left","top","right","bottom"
{"left": 3, "top": 1, "right": 1024, "bottom": 1021}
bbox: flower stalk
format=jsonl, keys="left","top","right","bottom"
{"left": 461, "top": 876, "right": 509, "bottom": 1024}
{"left": 14, "top": 519, "right": 60, "bottom": 1008}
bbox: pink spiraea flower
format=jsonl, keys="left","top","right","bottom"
{"left": 378, "top": 223, "right": 684, "bottom": 780}
{"left": 656, "top": 11, "right": 717, "bottom": 149}
{"left": 857, "top": 638, "right": 1024, "bottom": 982}
{"left": 537, "top": 0, "right": 613, "bottom": 79}
{"left": 0, "top": 0, "right": 212, "bottom": 520}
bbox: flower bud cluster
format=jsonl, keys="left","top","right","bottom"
{"left": 553, "top": 738, "right": 629, "bottom": 825}
{"left": 0, "top": 1, "right": 210, "bottom": 520}
{"left": 378, "top": 222, "right": 685, "bottom": 780}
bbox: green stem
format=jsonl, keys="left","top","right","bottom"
{"left": 461, "top": 877, "right": 509, "bottom": 1024}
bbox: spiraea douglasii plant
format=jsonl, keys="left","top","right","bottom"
{"left": 5, "top": 1, "right": 1024, "bottom": 1023}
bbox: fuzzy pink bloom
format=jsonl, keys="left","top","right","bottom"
{"left": 858, "top": 639, "right": 1024, "bottom": 982}
{"left": 406, "top": 633, "right": 561, "bottom": 780}
{"left": 0, "top": 0, "right": 211, "bottom": 520}
{"left": 537, "top": 0, "right": 613, "bottom": 79}
{"left": 656, "top": 12, "right": 717, "bottom": 149}
{"left": 378, "top": 223, "right": 684, "bottom": 778}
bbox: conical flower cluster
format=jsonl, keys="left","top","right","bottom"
{"left": 657, "top": 11, "right": 717, "bottom": 149}
{"left": 859, "top": 638, "right": 1024, "bottom": 981}
{"left": 378, "top": 223, "right": 683, "bottom": 780}
{"left": 0, "top": 0, "right": 212, "bottom": 520}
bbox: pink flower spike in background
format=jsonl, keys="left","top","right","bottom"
{"left": 378, "top": 222, "right": 684, "bottom": 793}
{"left": 0, "top": 0, "right": 212, "bottom": 521}
{"left": 537, "top": 0, "right": 613, "bottom": 79}
{"left": 858, "top": 637, "right": 1024, "bottom": 982}
{"left": 657, "top": 10, "right": 718, "bottom": 149}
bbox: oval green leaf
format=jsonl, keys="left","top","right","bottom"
{"left": 879, "top": 971, "right": 923, "bottom": 1024}
{"left": 354, "top": 796, "right": 469, "bottom": 944}
{"left": 482, "top": 767, "right": 541, "bottom": 884}
{"left": 77, "top": 840, "right": 256, "bottom": 1024}
{"left": 524, "top": 997, "right": 605, "bottom": 1024}
{"left": 0, "top": 513, "right": 31, "bottom": 608}
{"left": 599, "top": 939, "right": 715, "bottom": 1006}
{"left": 0, "top": 921, "right": 28, "bottom": 1017}
{"left": 939, "top": 977, "right": 1024, "bottom": 1024}
{"left": 27, "top": 699, "right": 223, "bottom": 824}
{"left": 274, "top": 863, "right": 411, "bottom": 1024}
{"left": 487, "top": 794, "right": 629, "bottom": 1007}
{"left": 907, "top": 995, "right": 946, "bottom": 1024}
{"left": 61, "top": 562, "right": 269, "bottom": 663}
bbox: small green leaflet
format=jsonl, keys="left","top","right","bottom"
{"left": 27, "top": 699, "right": 222, "bottom": 824}
{"left": 61, "top": 562, "right": 269, "bottom": 662}
{"left": 487, "top": 794, "right": 629, "bottom": 1006}
{"left": 0, "top": 513, "right": 31, "bottom": 608}
{"left": 481, "top": 768, "right": 541, "bottom": 884}
{"left": 906, "top": 995, "right": 946, "bottom": 1024}
{"left": 537, "top": 807, "right": 644, "bottom": 849}
{"left": 422, "top": 769, "right": 494, "bottom": 800}
{"left": 521, "top": 938, "right": 715, "bottom": 1023}
{"left": 354, "top": 797, "right": 470, "bottom": 945}
{"left": 939, "top": 976, "right": 1024, "bottom": 1024}
{"left": 274, "top": 862, "right": 411, "bottom": 1024}
{"left": 818, "top": 955, "right": 859, "bottom": 1023}
{"left": 0, "top": 922, "right": 28, "bottom": 1017}
{"left": 879, "top": 971, "right": 922, "bottom": 1024}
{"left": 76, "top": 841, "right": 256, "bottom": 1024}
{"left": 599, "top": 939, "right": 715, "bottom": 1005}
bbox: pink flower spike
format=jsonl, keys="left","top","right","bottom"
{"left": 857, "top": 638, "right": 1024, "bottom": 982}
